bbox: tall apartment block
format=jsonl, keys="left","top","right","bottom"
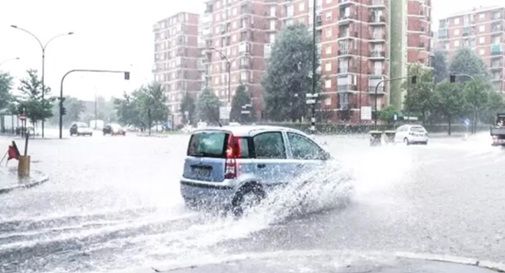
{"left": 436, "top": 6, "right": 505, "bottom": 93}
{"left": 153, "top": 12, "right": 202, "bottom": 125}
{"left": 193, "top": 0, "right": 431, "bottom": 123}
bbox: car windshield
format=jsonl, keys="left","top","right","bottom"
{"left": 2, "top": 0, "right": 505, "bottom": 272}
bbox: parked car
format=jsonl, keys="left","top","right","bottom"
{"left": 69, "top": 122, "right": 93, "bottom": 136}
{"left": 103, "top": 123, "right": 126, "bottom": 136}
{"left": 394, "top": 124, "right": 428, "bottom": 145}
{"left": 180, "top": 126, "right": 331, "bottom": 216}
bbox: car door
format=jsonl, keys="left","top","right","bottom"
{"left": 286, "top": 132, "right": 328, "bottom": 178}
{"left": 252, "top": 131, "right": 291, "bottom": 186}
{"left": 394, "top": 125, "right": 406, "bottom": 143}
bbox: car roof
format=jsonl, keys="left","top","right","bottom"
{"left": 191, "top": 125, "right": 308, "bottom": 137}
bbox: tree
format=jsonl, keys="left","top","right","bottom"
{"left": 131, "top": 83, "right": 169, "bottom": 129}
{"left": 114, "top": 92, "right": 142, "bottom": 127}
{"left": 449, "top": 48, "right": 488, "bottom": 82}
{"left": 47, "top": 96, "right": 86, "bottom": 126}
{"left": 230, "top": 84, "right": 251, "bottom": 122}
{"left": 196, "top": 88, "right": 221, "bottom": 123}
{"left": 378, "top": 106, "right": 397, "bottom": 126}
{"left": 482, "top": 90, "right": 505, "bottom": 124}
{"left": 262, "top": 23, "right": 319, "bottom": 121}
{"left": 463, "top": 78, "right": 490, "bottom": 133}
{"left": 0, "top": 73, "right": 13, "bottom": 111}
{"left": 16, "top": 69, "right": 54, "bottom": 126}
{"left": 432, "top": 50, "right": 448, "bottom": 84}
{"left": 432, "top": 81, "right": 466, "bottom": 135}
{"left": 403, "top": 64, "right": 435, "bottom": 125}
{"left": 180, "top": 92, "right": 196, "bottom": 125}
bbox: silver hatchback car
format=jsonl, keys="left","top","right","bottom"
{"left": 180, "top": 126, "right": 331, "bottom": 215}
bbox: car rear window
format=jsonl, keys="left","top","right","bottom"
{"left": 187, "top": 131, "right": 251, "bottom": 158}
{"left": 188, "top": 131, "right": 227, "bottom": 157}
{"left": 411, "top": 126, "right": 426, "bottom": 132}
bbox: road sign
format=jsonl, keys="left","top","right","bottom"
{"left": 361, "top": 106, "right": 372, "bottom": 120}
{"left": 464, "top": 118, "right": 470, "bottom": 127}
{"left": 306, "top": 99, "right": 316, "bottom": 105}
{"left": 241, "top": 110, "right": 251, "bottom": 114}
{"left": 219, "top": 106, "right": 231, "bottom": 120}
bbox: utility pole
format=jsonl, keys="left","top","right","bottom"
{"left": 311, "top": 0, "right": 317, "bottom": 133}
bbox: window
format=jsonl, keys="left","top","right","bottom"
{"left": 288, "top": 133, "right": 327, "bottom": 160}
{"left": 253, "top": 132, "right": 286, "bottom": 159}
{"left": 188, "top": 132, "right": 226, "bottom": 157}
{"left": 326, "top": 45, "right": 332, "bottom": 55}
{"left": 479, "top": 25, "right": 486, "bottom": 32}
{"left": 326, "top": 11, "right": 332, "bottom": 21}
{"left": 299, "top": 2, "right": 305, "bottom": 12}
{"left": 454, "top": 18, "right": 460, "bottom": 25}
{"left": 479, "top": 48, "right": 485, "bottom": 55}
{"left": 270, "top": 20, "right": 276, "bottom": 30}
{"left": 479, "top": 36, "right": 486, "bottom": 44}
{"left": 325, "top": 62, "right": 332, "bottom": 72}
{"left": 325, "top": 79, "right": 332, "bottom": 88}
{"left": 454, "top": 29, "right": 460, "bottom": 36}
{"left": 454, "top": 40, "right": 460, "bottom": 47}
{"left": 479, "top": 13, "right": 485, "bottom": 19}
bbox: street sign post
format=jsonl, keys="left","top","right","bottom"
{"left": 361, "top": 106, "right": 372, "bottom": 121}
{"left": 219, "top": 106, "right": 231, "bottom": 120}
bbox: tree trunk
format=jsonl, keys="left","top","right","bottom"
{"left": 448, "top": 117, "right": 452, "bottom": 136}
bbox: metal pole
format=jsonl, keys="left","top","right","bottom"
{"left": 227, "top": 61, "right": 231, "bottom": 103}
{"left": 41, "top": 50, "right": 45, "bottom": 138}
{"left": 311, "top": 0, "right": 316, "bottom": 133}
{"left": 374, "top": 80, "right": 383, "bottom": 130}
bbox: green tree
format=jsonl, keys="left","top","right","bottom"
{"left": 463, "top": 78, "right": 490, "bottom": 133}
{"left": 432, "top": 50, "right": 448, "bottom": 84}
{"left": 180, "top": 92, "right": 196, "bottom": 125}
{"left": 196, "top": 88, "right": 221, "bottom": 123}
{"left": 482, "top": 90, "right": 505, "bottom": 124}
{"left": 48, "top": 96, "right": 86, "bottom": 126}
{"left": 449, "top": 48, "right": 488, "bottom": 82}
{"left": 262, "top": 23, "right": 319, "bottom": 121}
{"left": 230, "top": 84, "right": 251, "bottom": 122}
{"left": 114, "top": 92, "right": 142, "bottom": 127}
{"left": 0, "top": 73, "right": 13, "bottom": 111}
{"left": 403, "top": 64, "right": 435, "bottom": 125}
{"left": 133, "top": 83, "right": 169, "bottom": 129}
{"left": 433, "top": 81, "right": 466, "bottom": 135}
{"left": 378, "top": 106, "right": 397, "bottom": 126}
{"left": 16, "top": 69, "right": 54, "bottom": 126}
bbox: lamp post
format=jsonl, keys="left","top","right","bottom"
{"left": 59, "top": 69, "right": 130, "bottom": 139}
{"left": 11, "top": 25, "right": 74, "bottom": 138}
{"left": 311, "top": 0, "right": 317, "bottom": 133}
{"left": 209, "top": 47, "right": 231, "bottom": 103}
{"left": 0, "top": 57, "right": 20, "bottom": 67}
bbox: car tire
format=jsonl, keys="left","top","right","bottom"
{"left": 231, "top": 183, "right": 265, "bottom": 217}
{"left": 422, "top": 141, "right": 428, "bottom": 145}
{"left": 403, "top": 138, "right": 410, "bottom": 145}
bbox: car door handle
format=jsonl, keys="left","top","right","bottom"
{"left": 257, "top": 164, "right": 266, "bottom": 169}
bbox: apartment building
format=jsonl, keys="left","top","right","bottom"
{"left": 197, "top": 0, "right": 431, "bottom": 123}
{"left": 153, "top": 12, "right": 202, "bottom": 125}
{"left": 436, "top": 6, "right": 505, "bottom": 93}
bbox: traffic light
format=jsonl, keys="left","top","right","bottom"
{"left": 124, "top": 72, "right": 130, "bottom": 80}
{"left": 450, "top": 74, "right": 456, "bottom": 83}
{"left": 61, "top": 107, "right": 66, "bottom": 116}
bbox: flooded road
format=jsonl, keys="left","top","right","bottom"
{"left": 1, "top": 131, "right": 504, "bottom": 272}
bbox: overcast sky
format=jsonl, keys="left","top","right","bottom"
{"left": 0, "top": 0, "right": 504, "bottom": 101}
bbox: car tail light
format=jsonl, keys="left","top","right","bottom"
{"left": 225, "top": 134, "right": 240, "bottom": 179}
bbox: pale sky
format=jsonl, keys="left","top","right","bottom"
{"left": 0, "top": 0, "right": 504, "bottom": 101}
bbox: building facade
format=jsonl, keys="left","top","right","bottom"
{"left": 165, "top": 0, "right": 431, "bottom": 124}
{"left": 153, "top": 12, "right": 202, "bottom": 125}
{"left": 436, "top": 6, "right": 505, "bottom": 93}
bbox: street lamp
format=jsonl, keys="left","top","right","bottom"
{"left": 0, "top": 57, "right": 20, "bottom": 67}
{"left": 450, "top": 73, "right": 476, "bottom": 83}
{"left": 209, "top": 47, "right": 231, "bottom": 103}
{"left": 11, "top": 25, "right": 74, "bottom": 138}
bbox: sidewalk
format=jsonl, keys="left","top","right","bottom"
{"left": 0, "top": 167, "right": 49, "bottom": 194}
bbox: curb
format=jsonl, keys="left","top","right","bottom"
{"left": 0, "top": 170, "right": 49, "bottom": 194}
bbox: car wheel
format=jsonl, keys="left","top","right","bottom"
{"left": 423, "top": 141, "right": 428, "bottom": 145}
{"left": 231, "top": 183, "right": 265, "bottom": 217}
{"left": 403, "top": 138, "right": 410, "bottom": 145}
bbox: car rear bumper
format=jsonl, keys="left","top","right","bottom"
{"left": 180, "top": 179, "right": 235, "bottom": 207}
{"left": 409, "top": 136, "right": 428, "bottom": 143}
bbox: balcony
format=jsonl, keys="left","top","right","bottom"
{"left": 370, "top": 0, "right": 385, "bottom": 8}
{"left": 337, "top": 67, "right": 358, "bottom": 74}
{"left": 339, "top": 13, "right": 356, "bottom": 25}
{"left": 316, "top": 15, "right": 322, "bottom": 26}
{"left": 338, "top": 30, "right": 358, "bottom": 39}
{"left": 337, "top": 84, "right": 358, "bottom": 93}
{"left": 339, "top": 0, "right": 354, "bottom": 6}
{"left": 368, "top": 75, "right": 384, "bottom": 94}
{"left": 338, "top": 48, "right": 353, "bottom": 57}
{"left": 490, "top": 62, "right": 503, "bottom": 70}
{"left": 369, "top": 50, "right": 385, "bottom": 59}
{"left": 438, "top": 29, "right": 448, "bottom": 39}
{"left": 369, "top": 15, "right": 386, "bottom": 25}
{"left": 370, "top": 33, "right": 386, "bottom": 42}
{"left": 491, "top": 44, "right": 503, "bottom": 55}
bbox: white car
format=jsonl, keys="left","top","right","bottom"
{"left": 394, "top": 124, "right": 428, "bottom": 145}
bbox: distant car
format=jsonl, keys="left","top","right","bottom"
{"left": 103, "top": 123, "right": 126, "bottom": 136}
{"left": 180, "top": 126, "right": 331, "bottom": 216}
{"left": 394, "top": 124, "right": 428, "bottom": 145}
{"left": 70, "top": 122, "right": 93, "bottom": 136}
